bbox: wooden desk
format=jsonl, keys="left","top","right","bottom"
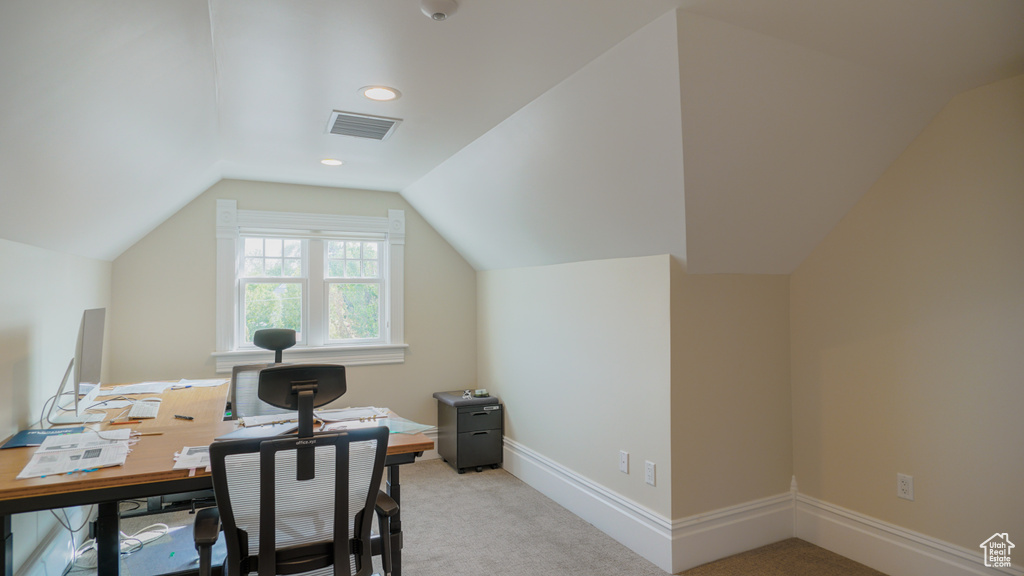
{"left": 0, "top": 382, "right": 432, "bottom": 576}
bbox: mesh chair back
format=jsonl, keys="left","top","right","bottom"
{"left": 230, "top": 364, "right": 293, "bottom": 420}
{"left": 210, "top": 427, "right": 388, "bottom": 576}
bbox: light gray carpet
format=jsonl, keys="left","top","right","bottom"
{"left": 400, "top": 459, "right": 668, "bottom": 576}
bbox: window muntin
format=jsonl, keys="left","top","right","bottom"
{"left": 243, "top": 237, "right": 302, "bottom": 278}
{"left": 326, "top": 240, "right": 380, "bottom": 279}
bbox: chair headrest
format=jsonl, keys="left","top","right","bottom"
{"left": 258, "top": 364, "right": 347, "bottom": 410}
{"left": 253, "top": 329, "right": 296, "bottom": 352}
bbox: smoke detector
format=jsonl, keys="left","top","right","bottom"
{"left": 421, "top": 0, "right": 457, "bottom": 21}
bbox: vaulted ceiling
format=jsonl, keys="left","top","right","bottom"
{"left": 2, "top": 0, "right": 1021, "bottom": 272}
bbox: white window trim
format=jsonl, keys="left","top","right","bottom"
{"left": 213, "top": 199, "right": 406, "bottom": 373}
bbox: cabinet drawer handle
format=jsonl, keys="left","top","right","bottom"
{"left": 471, "top": 412, "right": 488, "bottom": 417}
{"left": 472, "top": 431, "right": 489, "bottom": 436}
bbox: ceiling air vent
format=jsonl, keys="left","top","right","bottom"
{"left": 326, "top": 110, "right": 401, "bottom": 141}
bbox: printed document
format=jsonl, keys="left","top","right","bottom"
{"left": 173, "top": 446, "right": 211, "bottom": 470}
{"left": 17, "top": 430, "right": 131, "bottom": 479}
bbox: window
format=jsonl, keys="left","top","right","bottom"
{"left": 240, "top": 237, "right": 305, "bottom": 344}
{"left": 325, "top": 240, "right": 382, "bottom": 342}
{"left": 213, "top": 200, "right": 406, "bottom": 372}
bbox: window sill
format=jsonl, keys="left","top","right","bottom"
{"left": 211, "top": 343, "right": 408, "bottom": 374}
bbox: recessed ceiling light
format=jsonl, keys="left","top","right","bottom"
{"left": 320, "top": 158, "right": 343, "bottom": 166}
{"left": 361, "top": 86, "right": 401, "bottom": 101}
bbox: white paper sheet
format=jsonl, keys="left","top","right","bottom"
{"left": 239, "top": 413, "right": 298, "bottom": 427}
{"left": 173, "top": 446, "right": 211, "bottom": 470}
{"left": 97, "top": 382, "right": 175, "bottom": 396}
{"left": 174, "top": 378, "right": 228, "bottom": 388}
{"left": 81, "top": 399, "right": 132, "bottom": 410}
{"left": 314, "top": 406, "right": 388, "bottom": 422}
{"left": 17, "top": 430, "right": 131, "bottom": 479}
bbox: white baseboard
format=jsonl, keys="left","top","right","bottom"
{"left": 796, "top": 494, "right": 1023, "bottom": 576}
{"left": 671, "top": 491, "right": 795, "bottom": 572}
{"left": 503, "top": 438, "right": 1021, "bottom": 576}
{"left": 503, "top": 438, "right": 794, "bottom": 574}
{"left": 503, "top": 438, "right": 674, "bottom": 572}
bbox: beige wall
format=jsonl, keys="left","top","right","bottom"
{"left": 109, "top": 179, "right": 477, "bottom": 425}
{"left": 791, "top": 75, "right": 1024, "bottom": 549}
{"left": 0, "top": 238, "right": 111, "bottom": 572}
{"left": 670, "top": 260, "right": 791, "bottom": 518}
{"left": 478, "top": 255, "right": 673, "bottom": 515}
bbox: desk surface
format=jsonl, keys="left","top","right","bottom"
{"left": 0, "top": 381, "right": 433, "bottom": 509}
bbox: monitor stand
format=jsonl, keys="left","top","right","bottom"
{"left": 48, "top": 411, "right": 105, "bottom": 425}
{"left": 47, "top": 361, "right": 105, "bottom": 425}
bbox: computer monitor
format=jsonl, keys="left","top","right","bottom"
{"left": 230, "top": 363, "right": 292, "bottom": 420}
{"left": 48, "top": 308, "right": 106, "bottom": 425}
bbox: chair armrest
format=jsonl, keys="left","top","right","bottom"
{"left": 375, "top": 491, "right": 399, "bottom": 517}
{"left": 194, "top": 507, "right": 221, "bottom": 576}
{"left": 194, "top": 507, "right": 221, "bottom": 547}
{"left": 374, "top": 492, "right": 399, "bottom": 576}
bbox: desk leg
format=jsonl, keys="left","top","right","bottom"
{"left": 96, "top": 501, "right": 120, "bottom": 575}
{"left": 387, "top": 464, "right": 403, "bottom": 576}
{"left": 2, "top": 515, "right": 11, "bottom": 576}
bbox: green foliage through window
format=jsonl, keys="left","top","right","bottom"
{"left": 244, "top": 282, "right": 302, "bottom": 343}
{"left": 328, "top": 283, "right": 379, "bottom": 340}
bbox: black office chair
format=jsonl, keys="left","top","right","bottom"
{"left": 195, "top": 364, "right": 398, "bottom": 576}
{"left": 229, "top": 329, "right": 297, "bottom": 420}
{"left": 142, "top": 330, "right": 302, "bottom": 515}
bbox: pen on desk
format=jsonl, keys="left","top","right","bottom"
{"left": 110, "top": 420, "right": 141, "bottom": 425}
{"left": 172, "top": 385, "right": 192, "bottom": 390}
{"left": 137, "top": 432, "right": 164, "bottom": 436}
{"left": 174, "top": 414, "right": 194, "bottom": 421}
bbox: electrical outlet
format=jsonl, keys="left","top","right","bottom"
{"left": 619, "top": 451, "right": 629, "bottom": 474}
{"left": 645, "top": 461, "right": 656, "bottom": 486}
{"left": 897, "top": 473, "right": 914, "bottom": 500}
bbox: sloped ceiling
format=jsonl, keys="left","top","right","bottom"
{"left": 1, "top": 0, "right": 1022, "bottom": 273}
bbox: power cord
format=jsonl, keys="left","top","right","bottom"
{"left": 54, "top": 506, "right": 94, "bottom": 576}
{"left": 70, "top": 523, "right": 169, "bottom": 569}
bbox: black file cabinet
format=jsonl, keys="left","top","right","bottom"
{"left": 433, "top": 391, "right": 503, "bottom": 474}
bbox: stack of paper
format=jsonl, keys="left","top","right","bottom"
{"left": 315, "top": 406, "right": 388, "bottom": 422}
{"left": 17, "top": 430, "right": 131, "bottom": 479}
{"left": 237, "top": 407, "right": 389, "bottom": 428}
{"left": 173, "top": 446, "right": 211, "bottom": 471}
{"left": 238, "top": 413, "right": 298, "bottom": 428}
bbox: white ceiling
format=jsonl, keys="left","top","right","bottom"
{"left": 1, "top": 0, "right": 1022, "bottom": 272}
